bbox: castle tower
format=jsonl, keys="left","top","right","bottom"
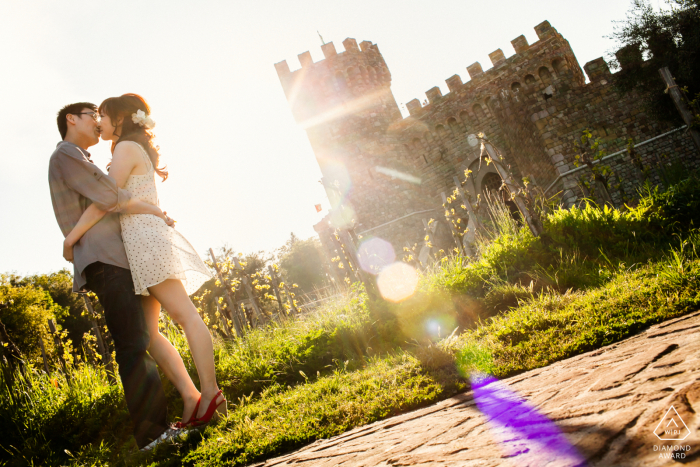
{"left": 275, "top": 39, "right": 433, "bottom": 247}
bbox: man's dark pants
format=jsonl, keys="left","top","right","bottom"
{"left": 84, "top": 262, "right": 169, "bottom": 448}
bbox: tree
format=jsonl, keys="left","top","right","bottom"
{"left": 277, "top": 233, "right": 327, "bottom": 294}
{"left": 610, "top": 0, "right": 700, "bottom": 124}
{"left": 12, "top": 270, "right": 94, "bottom": 350}
{"left": 0, "top": 275, "right": 62, "bottom": 365}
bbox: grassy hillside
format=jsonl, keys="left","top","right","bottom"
{"left": 1, "top": 177, "right": 699, "bottom": 466}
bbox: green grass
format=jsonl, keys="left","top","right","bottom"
{"left": 148, "top": 354, "right": 463, "bottom": 467}
{"left": 450, "top": 239, "right": 700, "bottom": 377}
{"left": 187, "top": 290, "right": 377, "bottom": 402}
{"left": 2, "top": 177, "right": 700, "bottom": 466}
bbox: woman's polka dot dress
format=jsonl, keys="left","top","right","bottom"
{"left": 119, "top": 141, "right": 212, "bottom": 296}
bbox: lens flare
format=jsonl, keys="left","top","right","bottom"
{"left": 424, "top": 314, "right": 457, "bottom": 340}
{"left": 470, "top": 373, "right": 585, "bottom": 466}
{"left": 376, "top": 262, "right": 419, "bottom": 303}
{"left": 328, "top": 203, "right": 356, "bottom": 230}
{"left": 374, "top": 166, "right": 421, "bottom": 184}
{"left": 358, "top": 238, "right": 395, "bottom": 275}
{"left": 321, "top": 161, "right": 352, "bottom": 208}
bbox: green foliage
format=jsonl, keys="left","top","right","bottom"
{"left": 402, "top": 176, "right": 700, "bottom": 344}
{"left": 637, "top": 176, "right": 700, "bottom": 229}
{"left": 0, "top": 364, "right": 131, "bottom": 466}
{"left": 573, "top": 129, "right": 617, "bottom": 204}
{"left": 153, "top": 354, "right": 463, "bottom": 467}
{"left": 210, "top": 291, "right": 377, "bottom": 400}
{"left": 447, "top": 235, "right": 700, "bottom": 378}
{"left": 11, "top": 270, "right": 96, "bottom": 353}
{"left": 611, "top": 0, "right": 700, "bottom": 124}
{"left": 3, "top": 178, "right": 700, "bottom": 466}
{"left": 197, "top": 248, "right": 284, "bottom": 330}
{"left": 0, "top": 275, "right": 63, "bottom": 365}
{"left": 277, "top": 233, "right": 327, "bottom": 294}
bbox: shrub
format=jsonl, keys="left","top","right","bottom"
{"left": 0, "top": 275, "right": 63, "bottom": 365}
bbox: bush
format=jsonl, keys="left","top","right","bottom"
{"left": 0, "top": 275, "right": 63, "bottom": 365}
{"left": 277, "top": 234, "right": 327, "bottom": 294}
{"left": 11, "top": 270, "right": 97, "bottom": 354}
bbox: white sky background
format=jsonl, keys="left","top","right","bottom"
{"left": 1, "top": 0, "right": 638, "bottom": 276}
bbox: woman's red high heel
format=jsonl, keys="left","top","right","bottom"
{"left": 174, "top": 397, "right": 201, "bottom": 429}
{"left": 192, "top": 390, "right": 227, "bottom": 426}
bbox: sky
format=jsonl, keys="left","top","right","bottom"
{"left": 0, "top": 0, "right": 641, "bottom": 276}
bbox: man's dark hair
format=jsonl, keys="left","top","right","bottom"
{"left": 57, "top": 102, "right": 97, "bottom": 140}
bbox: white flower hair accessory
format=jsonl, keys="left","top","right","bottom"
{"left": 131, "top": 109, "right": 156, "bottom": 129}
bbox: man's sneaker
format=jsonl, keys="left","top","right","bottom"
{"left": 140, "top": 427, "right": 182, "bottom": 452}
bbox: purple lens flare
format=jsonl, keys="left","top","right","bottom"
{"left": 357, "top": 237, "right": 395, "bottom": 275}
{"left": 470, "top": 373, "right": 587, "bottom": 466}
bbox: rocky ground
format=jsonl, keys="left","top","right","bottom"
{"left": 253, "top": 311, "right": 700, "bottom": 466}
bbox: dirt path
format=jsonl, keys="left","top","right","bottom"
{"left": 254, "top": 311, "right": 700, "bottom": 466}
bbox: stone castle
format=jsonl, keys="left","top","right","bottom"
{"left": 275, "top": 20, "right": 698, "bottom": 254}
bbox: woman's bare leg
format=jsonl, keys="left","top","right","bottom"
{"left": 141, "top": 294, "right": 201, "bottom": 422}
{"left": 147, "top": 280, "right": 223, "bottom": 419}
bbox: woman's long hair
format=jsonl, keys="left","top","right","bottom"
{"left": 99, "top": 93, "right": 168, "bottom": 181}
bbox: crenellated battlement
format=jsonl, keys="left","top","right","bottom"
{"left": 274, "top": 37, "right": 398, "bottom": 125}
{"left": 403, "top": 20, "right": 593, "bottom": 118}
{"left": 274, "top": 37, "right": 390, "bottom": 91}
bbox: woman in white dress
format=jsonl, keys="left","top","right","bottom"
{"left": 63, "top": 93, "right": 225, "bottom": 428}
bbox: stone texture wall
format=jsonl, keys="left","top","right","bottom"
{"left": 275, "top": 20, "right": 699, "bottom": 251}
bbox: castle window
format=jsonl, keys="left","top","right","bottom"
{"left": 335, "top": 71, "right": 347, "bottom": 90}
{"left": 346, "top": 66, "right": 360, "bottom": 86}
{"left": 447, "top": 117, "right": 460, "bottom": 137}
{"left": 369, "top": 66, "right": 378, "bottom": 83}
{"left": 552, "top": 58, "right": 565, "bottom": 75}
{"left": 412, "top": 137, "right": 423, "bottom": 150}
{"left": 524, "top": 74, "right": 536, "bottom": 86}
{"left": 511, "top": 82, "right": 522, "bottom": 93}
{"left": 436, "top": 124, "right": 448, "bottom": 139}
{"left": 484, "top": 97, "right": 495, "bottom": 114}
{"left": 539, "top": 66, "right": 552, "bottom": 84}
{"left": 473, "top": 103, "right": 486, "bottom": 119}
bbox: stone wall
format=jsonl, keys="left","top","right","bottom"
{"left": 275, "top": 20, "right": 699, "bottom": 252}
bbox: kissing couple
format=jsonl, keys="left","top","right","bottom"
{"left": 48, "top": 94, "right": 225, "bottom": 451}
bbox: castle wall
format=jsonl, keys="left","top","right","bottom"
{"left": 276, "top": 21, "right": 699, "bottom": 255}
